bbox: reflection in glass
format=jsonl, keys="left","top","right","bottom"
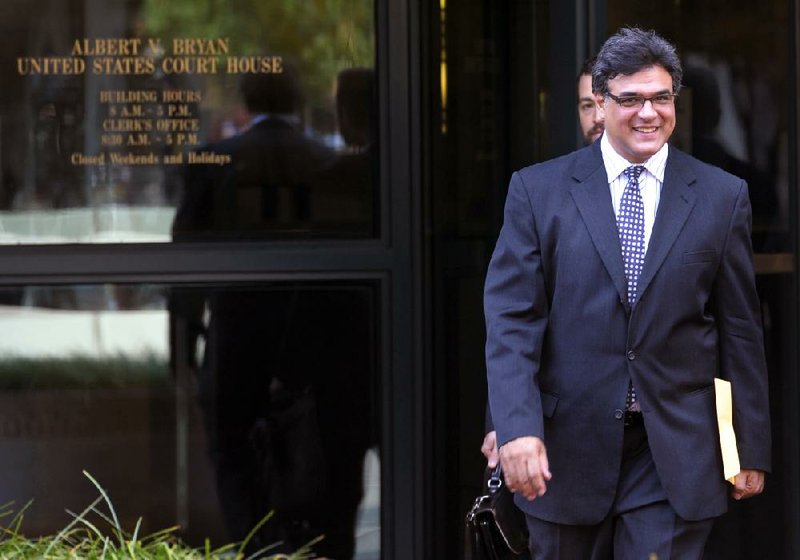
{"left": 172, "top": 66, "right": 376, "bottom": 240}
{"left": 0, "top": 283, "right": 380, "bottom": 559}
{"left": 0, "top": 0, "right": 376, "bottom": 243}
{"left": 0, "top": 284, "right": 173, "bottom": 540}
{"left": 172, "top": 284, "right": 379, "bottom": 556}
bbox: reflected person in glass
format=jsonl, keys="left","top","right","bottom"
{"left": 312, "top": 68, "right": 377, "bottom": 237}
{"left": 172, "top": 59, "right": 333, "bottom": 239}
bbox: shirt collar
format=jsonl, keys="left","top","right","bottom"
{"left": 599, "top": 132, "right": 669, "bottom": 183}
{"left": 248, "top": 113, "right": 301, "bottom": 129}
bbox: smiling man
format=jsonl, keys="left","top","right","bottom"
{"left": 595, "top": 65, "right": 675, "bottom": 163}
{"left": 483, "top": 27, "right": 770, "bottom": 559}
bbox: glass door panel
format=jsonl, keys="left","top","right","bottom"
{"left": 0, "top": 282, "right": 381, "bottom": 559}
{"left": 0, "top": 0, "right": 377, "bottom": 243}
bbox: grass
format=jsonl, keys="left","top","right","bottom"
{"left": 0, "top": 472, "right": 320, "bottom": 559}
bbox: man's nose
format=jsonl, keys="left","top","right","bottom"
{"left": 637, "top": 99, "right": 658, "bottom": 117}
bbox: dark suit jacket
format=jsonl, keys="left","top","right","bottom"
{"left": 484, "top": 140, "right": 771, "bottom": 524}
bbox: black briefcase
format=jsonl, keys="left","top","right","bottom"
{"left": 465, "top": 465, "right": 529, "bottom": 559}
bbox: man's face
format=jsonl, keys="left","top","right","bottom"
{"left": 595, "top": 65, "right": 676, "bottom": 163}
{"left": 577, "top": 73, "right": 604, "bottom": 144}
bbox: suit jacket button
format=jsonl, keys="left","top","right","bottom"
{"left": 627, "top": 350, "right": 636, "bottom": 360}
{"left": 614, "top": 409, "right": 624, "bottom": 420}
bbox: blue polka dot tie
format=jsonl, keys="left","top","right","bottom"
{"left": 620, "top": 165, "right": 645, "bottom": 413}
{"left": 619, "top": 165, "right": 646, "bottom": 305}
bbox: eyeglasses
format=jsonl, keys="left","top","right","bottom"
{"left": 605, "top": 92, "right": 678, "bottom": 109}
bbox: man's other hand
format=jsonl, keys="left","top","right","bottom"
{"left": 732, "top": 469, "right": 765, "bottom": 500}
{"left": 481, "top": 431, "right": 499, "bottom": 468}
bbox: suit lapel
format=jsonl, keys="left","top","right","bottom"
{"left": 569, "top": 144, "right": 629, "bottom": 308}
{"left": 636, "top": 150, "right": 697, "bottom": 303}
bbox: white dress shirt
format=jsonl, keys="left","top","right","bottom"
{"left": 600, "top": 133, "right": 669, "bottom": 253}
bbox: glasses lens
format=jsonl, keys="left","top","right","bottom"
{"left": 618, "top": 97, "right": 642, "bottom": 108}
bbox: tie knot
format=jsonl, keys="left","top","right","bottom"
{"left": 623, "top": 165, "right": 645, "bottom": 183}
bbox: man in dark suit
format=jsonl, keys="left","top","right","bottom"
{"left": 483, "top": 27, "right": 770, "bottom": 558}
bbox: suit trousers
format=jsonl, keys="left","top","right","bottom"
{"left": 526, "top": 421, "right": 714, "bottom": 560}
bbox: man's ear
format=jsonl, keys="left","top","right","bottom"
{"left": 594, "top": 92, "right": 606, "bottom": 116}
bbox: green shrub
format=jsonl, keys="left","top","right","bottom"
{"left": 0, "top": 472, "right": 319, "bottom": 559}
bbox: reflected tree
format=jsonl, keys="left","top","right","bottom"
{"left": 141, "top": 0, "right": 374, "bottom": 105}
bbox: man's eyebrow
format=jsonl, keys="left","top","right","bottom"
{"left": 615, "top": 88, "right": 672, "bottom": 97}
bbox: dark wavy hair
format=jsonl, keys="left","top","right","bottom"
{"left": 592, "top": 27, "right": 682, "bottom": 96}
{"left": 578, "top": 55, "right": 597, "bottom": 83}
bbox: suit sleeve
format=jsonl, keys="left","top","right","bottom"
{"left": 484, "top": 171, "right": 549, "bottom": 448}
{"left": 713, "top": 180, "right": 771, "bottom": 472}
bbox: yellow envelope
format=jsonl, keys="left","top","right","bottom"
{"left": 714, "top": 378, "right": 740, "bottom": 484}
